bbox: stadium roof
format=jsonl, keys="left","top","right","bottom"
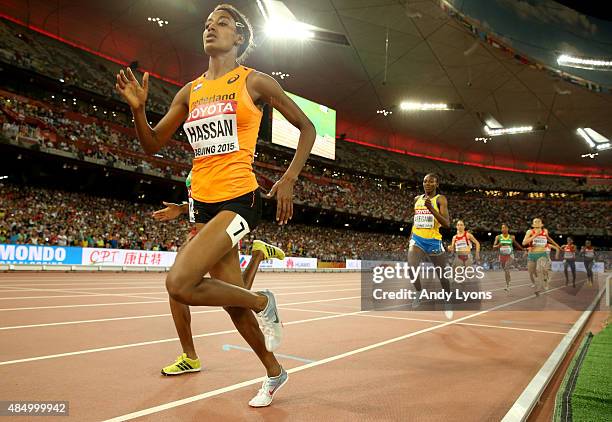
{"left": 2, "top": 0, "right": 611, "bottom": 176}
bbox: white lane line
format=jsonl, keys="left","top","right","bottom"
{"left": 0, "top": 296, "right": 361, "bottom": 331}
{"left": 282, "top": 308, "right": 567, "bottom": 336}
{"left": 0, "top": 300, "right": 168, "bottom": 312}
{"left": 0, "top": 294, "right": 159, "bottom": 301}
{"left": 0, "top": 304, "right": 365, "bottom": 366}
{"left": 0, "top": 288, "right": 360, "bottom": 312}
{"left": 0, "top": 281, "right": 358, "bottom": 288}
{"left": 102, "top": 282, "right": 573, "bottom": 421}
{"left": 0, "top": 286, "right": 169, "bottom": 301}
{"left": 0, "top": 286, "right": 359, "bottom": 300}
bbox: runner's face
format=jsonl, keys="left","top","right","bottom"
{"left": 502, "top": 224, "right": 508, "bottom": 234}
{"left": 532, "top": 218, "right": 542, "bottom": 228}
{"left": 567, "top": 238, "right": 573, "bottom": 244}
{"left": 456, "top": 221, "right": 465, "bottom": 232}
{"left": 586, "top": 240, "right": 591, "bottom": 247}
{"left": 203, "top": 10, "right": 242, "bottom": 57}
{"left": 423, "top": 175, "right": 437, "bottom": 194}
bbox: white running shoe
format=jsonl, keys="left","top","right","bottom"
{"left": 249, "top": 367, "right": 289, "bottom": 407}
{"left": 444, "top": 302, "right": 454, "bottom": 320}
{"left": 255, "top": 290, "right": 283, "bottom": 352}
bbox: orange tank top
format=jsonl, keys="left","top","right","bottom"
{"left": 184, "top": 66, "right": 262, "bottom": 202}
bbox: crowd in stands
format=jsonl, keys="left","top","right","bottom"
{"left": 2, "top": 92, "right": 611, "bottom": 236}
{"left": 0, "top": 184, "right": 188, "bottom": 252}
{"left": 1, "top": 96, "right": 191, "bottom": 178}
{"left": 1, "top": 18, "right": 611, "bottom": 262}
{"left": 0, "top": 19, "right": 176, "bottom": 115}
{"left": 1, "top": 184, "right": 610, "bottom": 267}
{"left": 2, "top": 18, "right": 610, "bottom": 194}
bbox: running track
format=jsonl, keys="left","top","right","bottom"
{"left": 0, "top": 271, "right": 601, "bottom": 421}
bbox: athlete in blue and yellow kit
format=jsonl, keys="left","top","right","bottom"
{"left": 408, "top": 173, "right": 453, "bottom": 318}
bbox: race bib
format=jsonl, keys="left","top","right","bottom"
{"left": 584, "top": 250, "right": 594, "bottom": 258}
{"left": 500, "top": 245, "right": 512, "bottom": 255}
{"left": 188, "top": 197, "right": 195, "bottom": 224}
{"left": 564, "top": 251, "right": 575, "bottom": 259}
{"left": 413, "top": 212, "right": 434, "bottom": 229}
{"left": 183, "top": 100, "right": 239, "bottom": 158}
{"left": 455, "top": 239, "right": 469, "bottom": 250}
{"left": 533, "top": 236, "right": 547, "bottom": 247}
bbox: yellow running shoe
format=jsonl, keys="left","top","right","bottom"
{"left": 252, "top": 240, "right": 285, "bottom": 260}
{"left": 161, "top": 353, "right": 201, "bottom": 376}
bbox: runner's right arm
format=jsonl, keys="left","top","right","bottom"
{"left": 115, "top": 67, "right": 190, "bottom": 154}
{"left": 492, "top": 235, "right": 500, "bottom": 249}
{"left": 512, "top": 236, "right": 524, "bottom": 251}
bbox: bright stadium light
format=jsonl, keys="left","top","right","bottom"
{"left": 576, "top": 128, "right": 595, "bottom": 148}
{"left": 258, "top": 0, "right": 314, "bottom": 40}
{"left": 557, "top": 54, "right": 612, "bottom": 71}
{"left": 265, "top": 20, "right": 314, "bottom": 39}
{"left": 400, "top": 102, "right": 449, "bottom": 111}
{"left": 577, "top": 128, "right": 611, "bottom": 151}
{"left": 257, "top": 0, "right": 349, "bottom": 45}
{"left": 484, "top": 125, "right": 534, "bottom": 136}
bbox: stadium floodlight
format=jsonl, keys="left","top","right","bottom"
{"left": 576, "top": 128, "right": 594, "bottom": 148}
{"left": 257, "top": 0, "right": 314, "bottom": 39}
{"left": 399, "top": 102, "right": 462, "bottom": 111}
{"left": 266, "top": 20, "right": 314, "bottom": 39}
{"left": 484, "top": 125, "right": 534, "bottom": 136}
{"left": 257, "top": 0, "right": 349, "bottom": 45}
{"left": 557, "top": 54, "right": 612, "bottom": 71}
{"left": 581, "top": 153, "right": 598, "bottom": 158}
{"left": 577, "top": 128, "right": 611, "bottom": 151}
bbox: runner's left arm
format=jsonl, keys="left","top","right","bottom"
{"left": 468, "top": 232, "right": 481, "bottom": 259}
{"left": 247, "top": 71, "right": 316, "bottom": 225}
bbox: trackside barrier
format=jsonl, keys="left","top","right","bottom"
{"left": 0, "top": 264, "right": 360, "bottom": 273}
{"left": 501, "top": 283, "right": 606, "bottom": 421}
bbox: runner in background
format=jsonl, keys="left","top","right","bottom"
{"left": 522, "top": 218, "right": 561, "bottom": 296}
{"left": 492, "top": 224, "right": 523, "bottom": 291}
{"left": 581, "top": 240, "right": 595, "bottom": 286}
{"left": 560, "top": 237, "right": 577, "bottom": 287}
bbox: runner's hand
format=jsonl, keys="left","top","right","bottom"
{"left": 424, "top": 197, "right": 434, "bottom": 211}
{"left": 267, "top": 177, "right": 295, "bottom": 225}
{"left": 116, "top": 67, "right": 149, "bottom": 110}
{"left": 152, "top": 202, "right": 183, "bottom": 221}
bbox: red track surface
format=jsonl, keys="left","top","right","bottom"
{"left": 0, "top": 271, "right": 602, "bottom": 421}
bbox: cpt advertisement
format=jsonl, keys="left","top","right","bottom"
{"left": 82, "top": 248, "right": 177, "bottom": 267}
{"left": 0, "top": 244, "right": 83, "bottom": 265}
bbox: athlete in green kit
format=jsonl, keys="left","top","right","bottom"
{"left": 492, "top": 224, "right": 523, "bottom": 291}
